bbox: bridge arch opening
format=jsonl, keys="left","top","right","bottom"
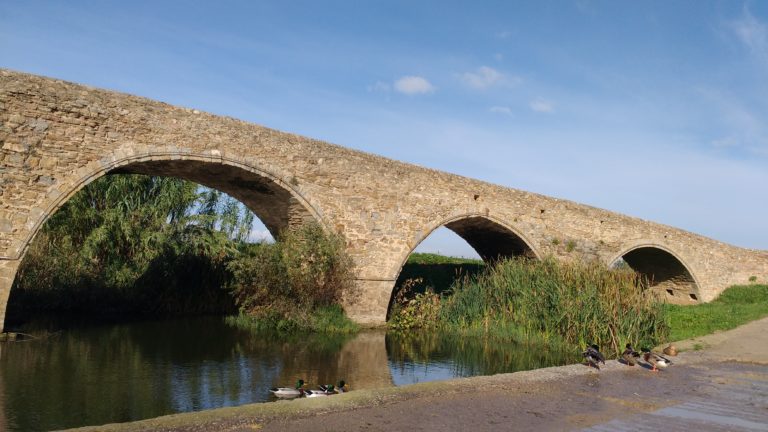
{"left": 2, "top": 155, "right": 325, "bottom": 330}
{"left": 611, "top": 246, "right": 700, "bottom": 304}
{"left": 386, "top": 215, "right": 538, "bottom": 320}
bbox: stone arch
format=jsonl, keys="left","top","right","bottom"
{"left": 384, "top": 213, "right": 539, "bottom": 319}
{"left": 406, "top": 214, "right": 540, "bottom": 269}
{"left": 18, "top": 151, "right": 326, "bottom": 258}
{"left": 609, "top": 243, "right": 701, "bottom": 304}
{"left": 1, "top": 150, "right": 328, "bottom": 330}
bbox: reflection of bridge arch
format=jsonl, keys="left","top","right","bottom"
{"left": 609, "top": 243, "right": 701, "bottom": 304}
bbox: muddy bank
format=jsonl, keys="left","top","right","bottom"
{"left": 68, "top": 318, "right": 768, "bottom": 432}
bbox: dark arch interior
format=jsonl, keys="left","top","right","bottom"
{"left": 444, "top": 216, "right": 536, "bottom": 260}
{"left": 619, "top": 247, "right": 700, "bottom": 304}
{"left": 387, "top": 216, "right": 535, "bottom": 320}
{"left": 112, "top": 160, "right": 315, "bottom": 238}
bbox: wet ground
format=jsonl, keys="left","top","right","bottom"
{"left": 71, "top": 318, "right": 768, "bottom": 432}
{"left": 255, "top": 360, "right": 768, "bottom": 432}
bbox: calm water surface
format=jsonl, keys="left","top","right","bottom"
{"left": 0, "top": 317, "right": 575, "bottom": 431}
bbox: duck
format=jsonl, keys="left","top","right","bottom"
{"left": 663, "top": 344, "right": 678, "bottom": 356}
{"left": 305, "top": 385, "right": 334, "bottom": 398}
{"left": 269, "top": 379, "right": 305, "bottom": 398}
{"left": 320, "top": 380, "right": 347, "bottom": 394}
{"left": 641, "top": 348, "right": 672, "bottom": 372}
{"left": 621, "top": 343, "right": 641, "bottom": 366}
{"left": 582, "top": 344, "right": 605, "bottom": 370}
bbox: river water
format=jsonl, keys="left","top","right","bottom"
{"left": 0, "top": 317, "right": 575, "bottom": 431}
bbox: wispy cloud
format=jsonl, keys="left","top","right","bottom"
{"left": 730, "top": 7, "right": 768, "bottom": 66}
{"left": 529, "top": 97, "right": 555, "bottom": 113}
{"left": 698, "top": 87, "right": 767, "bottom": 156}
{"left": 461, "top": 66, "right": 518, "bottom": 89}
{"left": 367, "top": 81, "right": 390, "bottom": 93}
{"left": 489, "top": 106, "right": 513, "bottom": 116}
{"left": 394, "top": 76, "right": 435, "bottom": 95}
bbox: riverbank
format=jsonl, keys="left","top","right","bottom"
{"left": 69, "top": 317, "right": 768, "bottom": 432}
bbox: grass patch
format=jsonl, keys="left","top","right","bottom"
{"left": 406, "top": 253, "right": 483, "bottom": 265}
{"left": 225, "top": 304, "right": 358, "bottom": 334}
{"left": 665, "top": 284, "right": 768, "bottom": 341}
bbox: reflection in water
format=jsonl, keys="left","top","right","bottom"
{"left": 0, "top": 318, "right": 574, "bottom": 431}
{"left": 387, "top": 330, "right": 578, "bottom": 385}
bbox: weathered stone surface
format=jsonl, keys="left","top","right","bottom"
{"left": 0, "top": 69, "right": 767, "bottom": 330}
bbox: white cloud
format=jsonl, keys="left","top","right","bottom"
{"left": 461, "top": 66, "right": 509, "bottom": 89}
{"left": 530, "top": 98, "right": 555, "bottom": 113}
{"left": 394, "top": 76, "right": 435, "bottom": 95}
{"left": 489, "top": 106, "right": 513, "bottom": 116}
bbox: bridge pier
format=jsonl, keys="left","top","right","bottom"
{"left": 343, "top": 278, "right": 393, "bottom": 327}
{"left": 0, "top": 259, "right": 20, "bottom": 333}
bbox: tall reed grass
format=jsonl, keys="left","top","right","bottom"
{"left": 391, "top": 257, "right": 667, "bottom": 356}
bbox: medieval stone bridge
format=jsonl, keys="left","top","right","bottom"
{"left": 1, "top": 69, "right": 767, "bottom": 330}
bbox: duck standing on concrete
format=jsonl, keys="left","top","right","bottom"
{"left": 621, "top": 343, "right": 641, "bottom": 366}
{"left": 583, "top": 344, "right": 606, "bottom": 369}
{"left": 641, "top": 348, "right": 672, "bottom": 372}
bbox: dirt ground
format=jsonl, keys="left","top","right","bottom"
{"left": 73, "top": 318, "right": 768, "bottom": 432}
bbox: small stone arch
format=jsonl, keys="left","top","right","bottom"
{"left": 384, "top": 213, "right": 539, "bottom": 319}
{"left": 609, "top": 243, "right": 701, "bottom": 304}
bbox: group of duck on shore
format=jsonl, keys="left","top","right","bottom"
{"left": 270, "top": 379, "right": 347, "bottom": 399}
{"left": 583, "top": 343, "right": 675, "bottom": 371}
{"left": 271, "top": 344, "right": 672, "bottom": 399}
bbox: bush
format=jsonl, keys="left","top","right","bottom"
{"left": 227, "top": 222, "right": 356, "bottom": 331}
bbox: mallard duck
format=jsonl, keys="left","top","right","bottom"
{"left": 270, "top": 379, "right": 305, "bottom": 398}
{"left": 582, "top": 344, "right": 605, "bottom": 370}
{"left": 320, "top": 380, "right": 347, "bottom": 394}
{"left": 621, "top": 343, "right": 640, "bottom": 366}
{"left": 304, "top": 385, "right": 335, "bottom": 397}
{"left": 641, "top": 348, "right": 672, "bottom": 372}
{"left": 663, "top": 344, "right": 678, "bottom": 356}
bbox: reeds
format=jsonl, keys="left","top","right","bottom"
{"left": 391, "top": 257, "right": 667, "bottom": 356}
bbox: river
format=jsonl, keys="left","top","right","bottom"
{"left": 0, "top": 316, "right": 575, "bottom": 431}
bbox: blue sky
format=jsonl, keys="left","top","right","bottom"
{"left": 2, "top": 1, "right": 767, "bottom": 256}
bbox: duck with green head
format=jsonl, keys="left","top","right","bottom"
{"left": 270, "top": 379, "right": 305, "bottom": 398}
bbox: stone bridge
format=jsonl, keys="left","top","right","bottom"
{"left": 1, "top": 70, "right": 767, "bottom": 330}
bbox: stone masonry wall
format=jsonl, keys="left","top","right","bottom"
{"left": 1, "top": 69, "right": 767, "bottom": 328}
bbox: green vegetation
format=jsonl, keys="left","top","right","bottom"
{"left": 406, "top": 252, "right": 483, "bottom": 265}
{"left": 390, "top": 257, "right": 666, "bottom": 356}
{"left": 227, "top": 223, "right": 358, "bottom": 333}
{"left": 664, "top": 284, "right": 768, "bottom": 341}
{"left": 10, "top": 175, "right": 247, "bottom": 320}
{"left": 9, "top": 174, "right": 358, "bottom": 334}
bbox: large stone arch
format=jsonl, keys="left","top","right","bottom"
{"left": 609, "top": 243, "right": 701, "bottom": 304}
{"left": 382, "top": 213, "right": 540, "bottom": 320}
{"left": 0, "top": 150, "right": 328, "bottom": 330}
